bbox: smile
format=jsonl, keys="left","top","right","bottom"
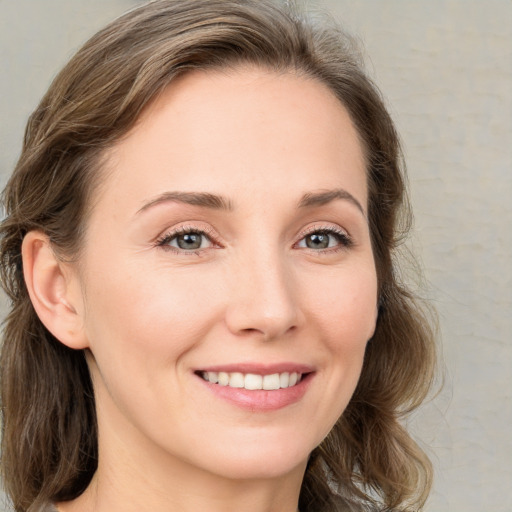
{"left": 200, "top": 371, "right": 302, "bottom": 390}
{"left": 195, "top": 365, "right": 315, "bottom": 411}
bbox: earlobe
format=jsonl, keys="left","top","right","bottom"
{"left": 22, "top": 231, "right": 89, "bottom": 350}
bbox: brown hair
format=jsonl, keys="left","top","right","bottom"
{"left": 0, "top": 1, "right": 436, "bottom": 511}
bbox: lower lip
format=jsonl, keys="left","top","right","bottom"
{"left": 196, "top": 373, "right": 314, "bottom": 411}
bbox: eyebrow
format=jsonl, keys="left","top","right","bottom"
{"left": 137, "top": 191, "right": 233, "bottom": 214}
{"left": 298, "top": 189, "right": 366, "bottom": 216}
{"left": 137, "top": 188, "right": 365, "bottom": 217}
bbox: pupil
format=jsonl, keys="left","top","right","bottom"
{"left": 307, "top": 232, "right": 329, "bottom": 249}
{"left": 178, "top": 233, "right": 201, "bottom": 250}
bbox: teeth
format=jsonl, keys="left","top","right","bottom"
{"left": 262, "top": 373, "right": 280, "bottom": 390}
{"left": 207, "top": 371, "right": 218, "bottom": 384}
{"left": 229, "top": 372, "right": 244, "bottom": 388}
{"left": 218, "top": 372, "right": 229, "bottom": 386}
{"left": 244, "top": 373, "right": 263, "bottom": 390}
{"left": 201, "top": 371, "right": 302, "bottom": 390}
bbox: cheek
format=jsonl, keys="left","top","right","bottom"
{"left": 294, "top": 264, "right": 377, "bottom": 443}
{"left": 81, "top": 261, "right": 227, "bottom": 429}
{"left": 82, "top": 259, "right": 225, "bottom": 369}
{"left": 305, "top": 263, "right": 378, "bottom": 349}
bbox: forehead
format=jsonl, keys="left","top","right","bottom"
{"left": 99, "top": 66, "right": 367, "bottom": 212}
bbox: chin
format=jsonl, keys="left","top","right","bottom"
{"left": 188, "top": 432, "right": 314, "bottom": 481}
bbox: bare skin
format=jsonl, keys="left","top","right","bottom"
{"left": 24, "top": 66, "right": 377, "bottom": 512}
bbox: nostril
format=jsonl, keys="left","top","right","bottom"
{"left": 237, "top": 323, "right": 297, "bottom": 341}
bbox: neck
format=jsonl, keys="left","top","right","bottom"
{"left": 59, "top": 400, "right": 305, "bottom": 512}
{"left": 67, "top": 469, "right": 303, "bottom": 512}
{"left": 60, "top": 458, "right": 304, "bottom": 512}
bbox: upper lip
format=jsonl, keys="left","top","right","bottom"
{"left": 195, "top": 362, "right": 315, "bottom": 375}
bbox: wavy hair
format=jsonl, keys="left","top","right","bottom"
{"left": 0, "top": 1, "right": 436, "bottom": 511}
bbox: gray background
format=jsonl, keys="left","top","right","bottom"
{"left": 1, "top": 1, "right": 511, "bottom": 511}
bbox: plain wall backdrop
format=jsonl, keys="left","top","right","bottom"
{"left": 1, "top": 1, "right": 511, "bottom": 511}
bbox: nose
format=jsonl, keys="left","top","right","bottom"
{"left": 224, "top": 251, "right": 301, "bottom": 341}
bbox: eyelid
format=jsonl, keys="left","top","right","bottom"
{"left": 154, "top": 223, "right": 222, "bottom": 253}
{"left": 294, "top": 223, "right": 353, "bottom": 251}
{"left": 153, "top": 221, "right": 353, "bottom": 255}
{"left": 296, "top": 223, "right": 350, "bottom": 239}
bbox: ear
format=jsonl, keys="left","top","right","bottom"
{"left": 22, "top": 231, "right": 89, "bottom": 349}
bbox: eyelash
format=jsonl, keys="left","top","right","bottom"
{"left": 155, "top": 225, "right": 219, "bottom": 255}
{"left": 155, "top": 224, "right": 353, "bottom": 255}
{"left": 295, "top": 225, "right": 353, "bottom": 254}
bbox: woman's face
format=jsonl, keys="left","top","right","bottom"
{"left": 74, "top": 67, "right": 378, "bottom": 481}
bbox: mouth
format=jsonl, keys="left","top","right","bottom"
{"left": 197, "top": 370, "right": 304, "bottom": 390}
{"left": 194, "top": 365, "right": 315, "bottom": 411}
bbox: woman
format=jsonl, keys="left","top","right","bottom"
{"left": 0, "top": 1, "right": 436, "bottom": 511}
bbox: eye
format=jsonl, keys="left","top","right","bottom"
{"left": 172, "top": 232, "right": 209, "bottom": 250}
{"left": 156, "top": 228, "right": 214, "bottom": 252}
{"left": 296, "top": 228, "right": 352, "bottom": 251}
